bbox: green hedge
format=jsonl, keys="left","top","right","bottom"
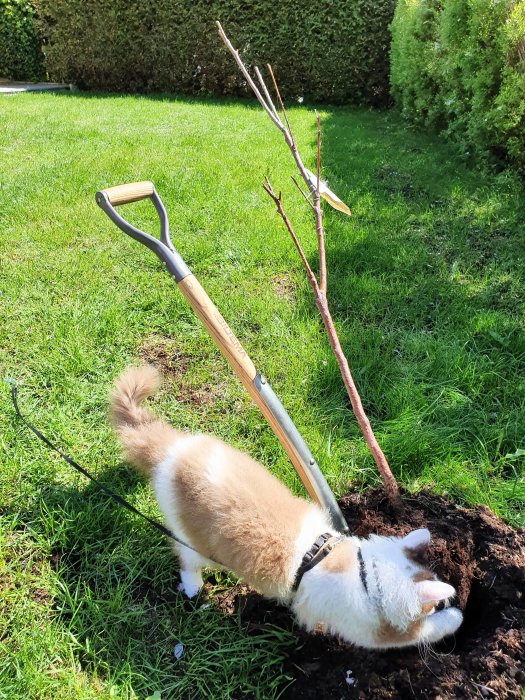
{"left": 35, "top": 0, "right": 395, "bottom": 105}
{"left": 0, "top": 0, "right": 44, "bottom": 80}
{"left": 390, "top": 0, "right": 525, "bottom": 173}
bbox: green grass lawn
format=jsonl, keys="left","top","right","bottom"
{"left": 1, "top": 92, "right": 524, "bottom": 699}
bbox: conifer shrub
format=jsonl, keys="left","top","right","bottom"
{"left": 390, "top": 0, "right": 525, "bottom": 172}
{"left": 34, "top": 0, "right": 396, "bottom": 106}
{"left": 0, "top": 0, "right": 44, "bottom": 80}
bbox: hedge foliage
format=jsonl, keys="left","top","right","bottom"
{"left": 390, "top": 0, "right": 525, "bottom": 173}
{"left": 34, "top": 0, "right": 396, "bottom": 105}
{"left": 0, "top": 0, "right": 44, "bottom": 80}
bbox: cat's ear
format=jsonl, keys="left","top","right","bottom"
{"left": 402, "top": 528, "right": 431, "bottom": 550}
{"left": 417, "top": 580, "right": 455, "bottom": 604}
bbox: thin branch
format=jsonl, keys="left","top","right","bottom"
{"left": 291, "top": 176, "right": 314, "bottom": 210}
{"left": 217, "top": 22, "right": 315, "bottom": 198}
{"left": 262, "top": 183, "right": 395, "bottom": 503}
{"left": 312, "top": 298, "right": 401, "bottom": 503}
{"left": 267, "top": 64, "right": 294, "bottom": 145}
{"left": 315, "top": 111, "right": 321, "bottom": 193}
{"left": 255, "top": 66, "right": 280, "bottom": 122}
{"left": 265, "top": 181, "right": 399, "bottom": 502}
{"left": 314, "top": 112, "right": 326, "bottom": 294}
{"left": 216, "top": 21, "right": 284, "bottom": 132}
{"left": 218, "top": 23, "right": 310, "bottom": 195}
{"left": 262, "top": 179, "right": 317, "bottom": 286}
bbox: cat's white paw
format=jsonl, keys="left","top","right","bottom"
{"left": 178, "top": 571, "right": 203, "bottom": 599}
{"left": 420, "top": 606, "right": 463, "bottom": 643}
{"left": 177, "top": 580, "right": 201, "bottom": 598}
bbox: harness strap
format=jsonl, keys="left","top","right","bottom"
{"left": 357, "top": 546, "right": 369, "bottom": 595}
{"left": 292, "top": 532, "right": 345, "bottom": 592}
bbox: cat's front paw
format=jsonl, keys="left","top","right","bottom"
{"left": 420, "top": 606, "right": 463, "bottom": 643}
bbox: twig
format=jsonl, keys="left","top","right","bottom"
{"left": 291, "top": 176, "right": 314, "bottom": 210}
{"left": 262, "top": 179, "right": 316, "bottom": 286}
{"left": 315, "top": 111, "right": 321, "bottom": 193}
{"left": 267, "top": 64, "right": 294, "bottom": 145}
{"left": 216, "top": 21, "right": 283, "bottom": 131}
{"left": 216, "top": 21, "right": 311, "bottom": 196}
{"left": 255, "top": 66, "right": 280, "bottom": 121}
{"left": 471, "top": 682, "right": 497, "bottom": 697}
{"left": 314, "top": 112, "right": 326, "bottom": 294}
{"left": 218, "top": 23, "right": 401, "bottom": 508}
{"left": 263, "top": 187, "right": 400, "bottom": 505}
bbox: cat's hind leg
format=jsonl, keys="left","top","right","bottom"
{"left": 176, "top": 546, "right": 207, "bottom": 598}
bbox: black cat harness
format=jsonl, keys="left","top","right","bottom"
{"left": 292, "top": 532, "right": 346, "bottom": 592}
{"left": 292, "top": 533, "right": 370, "bottom": 594}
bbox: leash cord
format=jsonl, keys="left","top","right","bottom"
{"left": 7, "top": 381, "right": 348, "bottom": 593}
{"left": 7, "top": 381, "right": 199, "bottom": 554}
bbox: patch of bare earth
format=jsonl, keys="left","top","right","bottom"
{"left": 272, "top": 274, "right": 296, "bottom": 302}
{"left": 138, "top": 336, "right": 225, "bottom": 407}
{"left": 138, "top": 336, "right": 191, "bottom": 378}
{"left": 209, "top": 489, "right": 524, "bottom": 700}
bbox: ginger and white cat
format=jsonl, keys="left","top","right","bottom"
{"left": 110, "top": 365, "right": 463, "bottom": 650}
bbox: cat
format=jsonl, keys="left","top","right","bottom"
{"left": 110, "top": 364, "right": 463, "bottom": 650}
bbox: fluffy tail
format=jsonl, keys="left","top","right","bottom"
{"left": 110, "top": 365, "right": 177, "bottom": 475}
{"left": 110, "top": 364, "right": 160, "bottom": 429}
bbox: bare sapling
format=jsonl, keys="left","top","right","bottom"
{"left": 217, "top": 22, "right": 401, "bottom": 508}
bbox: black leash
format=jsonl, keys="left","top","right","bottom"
{"left": 6, "top": 380, "right": 198, "bottom": 554}
{"left": 7, "top": 380, "right": 353, "bottom": 593}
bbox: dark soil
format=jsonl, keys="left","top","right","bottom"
{"left": 211, "top": 489, "right": 525, "bottom": 700}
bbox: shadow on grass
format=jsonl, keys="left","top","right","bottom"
{"left": 294, "top": 107, "right": 525, "bottom": 517}
{"left": 5, "top": 461, "right": 294, "bottom": 697}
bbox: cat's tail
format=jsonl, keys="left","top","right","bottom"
{"left": 110, "top": 365, "right": 178, "bottom": 476}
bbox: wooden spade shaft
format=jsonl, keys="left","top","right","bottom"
{"left": 96, "top": 181, "right": 349, "bottom": 534}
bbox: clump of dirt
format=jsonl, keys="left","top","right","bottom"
{"left": 211, "top": 489, "right": 524, "bottom": 699}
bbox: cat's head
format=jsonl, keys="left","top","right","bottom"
{"left": 293, "top": 528, "right": 463, "bottom": 649}
{"left": 356, "top": 527, "right": 462, "bottom": 647}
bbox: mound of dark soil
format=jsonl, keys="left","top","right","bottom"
{"left": 212, "top": 489, "right": 525, "bottom": 699}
